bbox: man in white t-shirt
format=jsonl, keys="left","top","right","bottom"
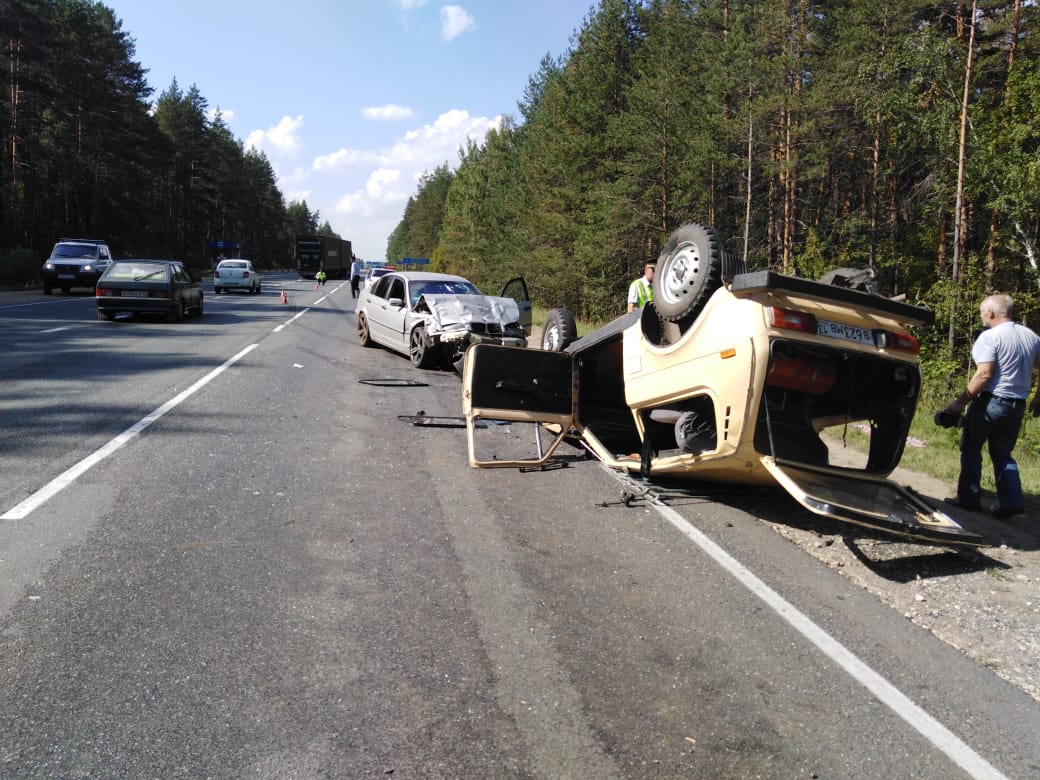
{"left": 627, "top": 262, "right": 655, "bottom": 313}
{"left": 941, "top": 294, "right": 1040, "bottom": 518}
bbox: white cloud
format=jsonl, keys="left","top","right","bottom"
{"left": 440, "top": 6, "right": 476, "bottom": 41}
{"left": 362, "top": 104, "right": 418, "bottom": 121}
{"left": 312, "top": 148, "right": 378, "bottom": 172}
{"left": 388, "top": 109, "right": 502, "bottom": 165}
{"left": 306, "top": 109, "right": 502, "bottom": 260}
{"left": 396, "top": 0, "right": 428, "bottom": 8}
{"left": 245, "top": 114, "right": 304, "bottom": 158}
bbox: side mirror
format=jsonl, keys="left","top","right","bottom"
{"left": 389, "top": 297, "right": 404, "bottom": 308}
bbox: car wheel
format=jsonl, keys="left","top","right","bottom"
{"left": 97, "top": 310, "right": 114, "bottom": 322}
{"left": 357, "top": 312, "right": 374, "bottom": 347}
{"left": 169, "top": 299, "right": 185, "bottom": 322}
{"left": 214, "top": 286, "right": 222, "bottom": 294}
{"left": 653, "top": 223, "right": 723, "bottom": 323}
{"left": 541, "top": 308, "right": 577, "bottom": 351}
{"left": 409, "top": 326, "right": 439, "bottom": 369}
{"left": 195, "top": 294, "right": 204, "bottom": 317}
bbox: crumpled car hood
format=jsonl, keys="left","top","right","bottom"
{"left": 418, "top": 294, "right": 520, "bottom": 333}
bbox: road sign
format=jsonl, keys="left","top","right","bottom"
{"left": 401, "top": 257, "right": 430, "bottom": 265}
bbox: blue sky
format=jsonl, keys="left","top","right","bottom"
{"left": 108, "top": 0, "right": 596, "bottom": 262}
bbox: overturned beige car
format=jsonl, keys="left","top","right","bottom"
{"left": 462, "top": 223, "right": 982, "bottom": 547}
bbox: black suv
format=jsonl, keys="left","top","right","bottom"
{"left": 41, "top": 238, "right": 113, "bottom": 294}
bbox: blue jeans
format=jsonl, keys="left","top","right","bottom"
{"left": 958, "top": 393, "right": 1026, "bottom": 510}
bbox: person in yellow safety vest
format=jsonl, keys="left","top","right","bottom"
{"left": 317, "top": 269, "right": 327, "bottom": 286}
{"left": 627, "top": 261, "right": 655, "bottom": 313}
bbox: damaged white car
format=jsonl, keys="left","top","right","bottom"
{"left": 356, "top": 271, "right": 531, "bottom": 369}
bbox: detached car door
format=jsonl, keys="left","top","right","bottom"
{"left": 463, "top": 344, "right": 576, "bottom": 468}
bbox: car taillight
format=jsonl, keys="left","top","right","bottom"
{"left": 242, "top": 271, "right": 250, "bottom": 278}
{"left": 96, "top": 287, "right": 108, "bottom": 296}
{"left": 767, "top": 306, "right": 816, "bottom": 333}
{"left": 874, "top": 329, "right": 919, "bottom": 354}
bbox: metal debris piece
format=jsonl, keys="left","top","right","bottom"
{"left": 360, "top": 378, "right": 429, "bottom": 387}
{"left": 398, "top": 414, "right": 467, "bottom": 427}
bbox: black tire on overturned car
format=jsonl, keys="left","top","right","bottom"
{"left": 653, "top": 223, "right": 724, "bottom": 323}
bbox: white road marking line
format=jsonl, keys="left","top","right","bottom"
{"left": 1, "top": 344, "right": 259, "bottom": 521}
{"left": 633, "top": 481, "right": 1007, "bottom": 780}
{"left": 273, "top": 307, "right": 310, "bottom": 332}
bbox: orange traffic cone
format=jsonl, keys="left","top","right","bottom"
{"left": 280, "top": 289, "right": 287, "bottom": 304}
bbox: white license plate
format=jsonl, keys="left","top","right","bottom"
{"left": 121, "top": 290, "right": 148, "bottom": 298}
{"left": 816, "top": 318, "right": 874, "bottom": 345}
{"left": 58, "top": 273, "right": 76, "bottom": 279}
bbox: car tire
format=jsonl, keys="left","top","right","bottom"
{"left": 542, "top": 308, "right": 577, "bottom": 351}
{"left": 653, "top": 223, "right": 723, "bottom": 323}
{"left": 170, "top": 300, "right": 185, "bottom": 322}
{"left": 214, "top": 286, "right": 222, "bottom": 294}
{"left": 195, "top": 295, "right": 204, "bottom": 317}
{"left": 97, "top": 310, "right": 114, "bottom": 322}
{"left": 409, "top": 326, "right": 439, "bottom": 369}
{"left": 357, "top": 312, "right": 374, "bottom": 347}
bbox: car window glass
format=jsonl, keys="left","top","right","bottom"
{"left": 108, "top": 263, "right": 168, "bottom": 281}
{"left": 53, "top": 244, "right": 94, "bottom": 258}
{"left": 372, "top": 276, "right": 392, "bottom": 298}
{"left": 388, "top": 279, "right": 405, "bottom": 302}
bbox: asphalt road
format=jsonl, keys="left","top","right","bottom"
{"left": 0, "top": 277, "right": 1038, "bottom": 778}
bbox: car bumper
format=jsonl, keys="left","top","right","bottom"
{"left": 96, "top": 297, "right": 177, "bottom": 315}
{"left": 438, "top": 331, "right": 527, "bottom": 349}
{"left": 42, "top": 269, "right": 101, "bottom": 287}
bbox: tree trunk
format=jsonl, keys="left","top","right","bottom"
{"left": 949, "top": 0, "right": 977, "bottom": 356}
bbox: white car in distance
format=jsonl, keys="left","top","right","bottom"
{"left": 213, "top": 259, "right": 261, "bottom": 294}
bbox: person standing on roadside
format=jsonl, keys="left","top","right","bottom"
{"left": 627, "top": 261, "right": 655, "bottom": 313}
{"left": 940, "top": 294, "right": 1040, "bottom": 518}
{"left": 350, "top": 260, "right": 361, "bottom": 298}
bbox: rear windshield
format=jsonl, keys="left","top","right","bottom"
{"left": 218, "top": 261, "right": 248, "bottom": 269}
{"left": 105, "top": 263, "right": 170, "bottom": 282}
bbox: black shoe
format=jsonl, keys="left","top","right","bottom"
{"left": 989, "top": 505, "right": 1024, "bottom": 519}
{"left": 944, "top": 497, "right": 982, "bottom": 512}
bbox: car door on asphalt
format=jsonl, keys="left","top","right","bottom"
{"left": 463, "top": 343, "right": 576, "bottom": 468}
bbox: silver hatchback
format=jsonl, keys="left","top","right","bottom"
{"left": 213, "top": 259, "right": 261, "bottom": 294}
